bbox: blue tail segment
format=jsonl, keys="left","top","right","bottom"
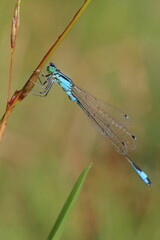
{"left": 126, "top": 156, "right": 151, "bottom": 186}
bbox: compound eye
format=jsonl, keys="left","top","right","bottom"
{"left": 47, "top": 63, "right": 56, "bottom": 73}
{"left": 50, "top": 62, "right": 56, "bottom": 68}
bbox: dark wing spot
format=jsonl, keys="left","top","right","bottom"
{"left": 131, "top": 135, "right": 136, "bottom": 140}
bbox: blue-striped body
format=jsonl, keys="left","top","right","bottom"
{"left": 56, "top": 75, "right": 77, "bottom": 102}
{"left": 33, "top": 63, "right": 152, "bottom": 186}
{"left": 48, "top": 66, "right": 78, "bottom": 103}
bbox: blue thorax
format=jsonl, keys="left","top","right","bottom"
{"left": 48, "top": 66, "right": 77, "bottom": 102}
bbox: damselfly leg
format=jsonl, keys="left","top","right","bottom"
{"left": 31, "top": 74, "right": 55, "bottom": 97}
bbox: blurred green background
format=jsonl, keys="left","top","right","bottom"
{"left": 0, "top": 0, "right": 160, "bottom": 239}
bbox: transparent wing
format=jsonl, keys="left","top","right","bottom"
{"left": 72, "top": 85, "right": 136, "bottom": 156}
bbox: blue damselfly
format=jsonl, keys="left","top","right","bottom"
{"left": 32, "top": 63, "right": 151, "bottom": 186}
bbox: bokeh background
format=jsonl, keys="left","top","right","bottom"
{"left": 0, "top": 0, "right": 160, "bottom": 239}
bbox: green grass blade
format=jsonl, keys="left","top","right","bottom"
{"left": 47, "top": 163, "right": 93, "bottom": 240}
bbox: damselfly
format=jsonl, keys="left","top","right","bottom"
{"left": 32, "top": 63, "right": 151, "bottom": 186}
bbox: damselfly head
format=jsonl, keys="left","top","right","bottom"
{"left": 47, "top": 63, "right": 57, "bottom": 73}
